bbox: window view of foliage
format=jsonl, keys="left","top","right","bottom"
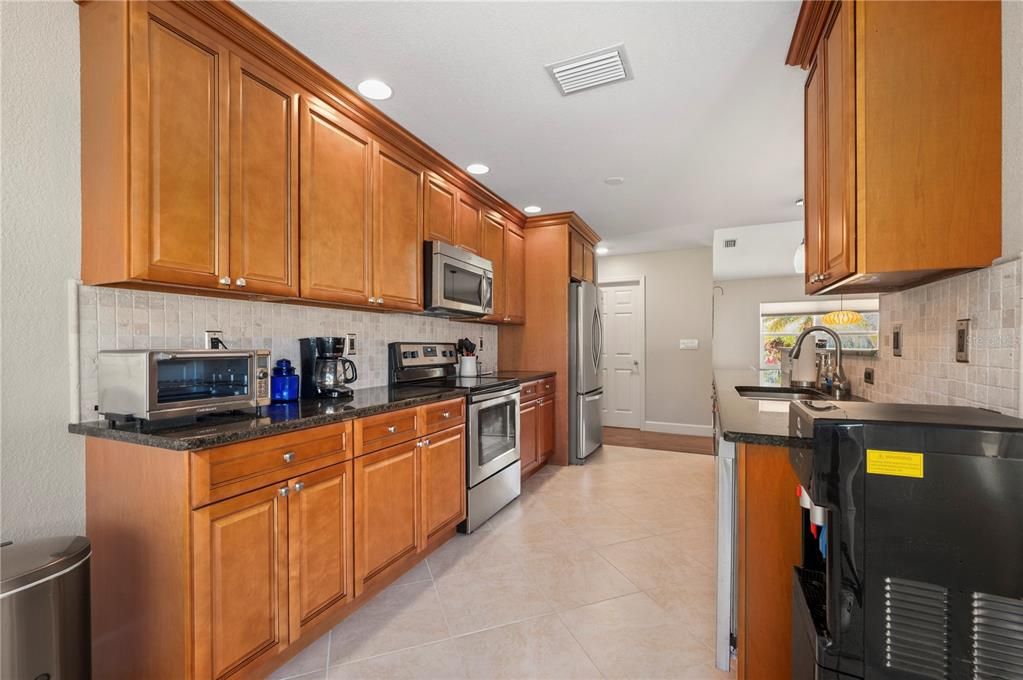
{"left": 759, "top": 311, "right": 879, "bottom": 385}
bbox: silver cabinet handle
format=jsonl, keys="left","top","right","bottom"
{"left": 235, "top": 277, "right": 247, "bottom": 287}
{"left": 423, "top": 439, "right": 430, "bottom": 447}
{"left": 279, "top": 486, "right": 289, "bottom": 497}
{"left": 294, "top": 482, "right": 305, "bottom": 493}
{"left": 377, "top": 297, "right": 384, "bottom": 305}
{"left": 819, "top": 273, "right": 830, "bottom": 281}
{"left": 219, "top": 276, "right": 231, "bottom": 285}
{"left": 441, "top": 411, "right": 450, "bottom": 418}
{"left": 387, "top": 425, "right": 397, "bottom": 433}
{"left": 283, "top": 452, "right": 295, "bottom": 463}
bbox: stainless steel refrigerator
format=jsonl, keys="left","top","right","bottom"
{"left": 568, "top": 281, "right": 604, "bottom": 464}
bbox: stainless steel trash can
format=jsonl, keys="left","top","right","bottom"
{"left": 1, "top": 536, "right": 91, "bottom": 680}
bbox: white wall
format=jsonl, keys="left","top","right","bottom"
{"left": 1, "top": 2, "right": 84, "bottom": 541}
{"left": 599, "top": 248, "right": 713, "bottom": 435}
{"left": 712, "top": 276, "right": 813, "bottom": 371}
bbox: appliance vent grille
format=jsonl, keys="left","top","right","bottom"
{"left": 972, "top": 592, "right": 1023, "bottom": 679}
{"left": 546, "top": 43, "right": 632, "bottom": 96}
{"left": 884, "top": 577, "right": 949, "bottom": 679}
{"left": 723, "top": 239, "right": 738, "bottom": 248}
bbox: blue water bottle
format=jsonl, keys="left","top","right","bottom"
{"left": 271, "top": 359, "right": 299, "bottom": 403}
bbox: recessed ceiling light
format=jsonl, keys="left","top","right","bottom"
{"left": 523, "top": 205, "right": 542, "bottom": 214}
{"left": 795, "top": 198, "right": 805, "bottom": 207}
{"left": 466, "top": 163, "right": 490, "bottom": 175}
{"left": 595, "top": 246, "right": 609, "bottom": 255}
{"left": 357, "top": 79, "right": 392, "bottom": 101}
{"left": 604, "top": 176, "right": 625, "bottom": 186}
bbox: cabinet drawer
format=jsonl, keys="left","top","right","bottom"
{"left": 355, "top": 407, "right": 420, "bottom": 455}
{"left": 538, "top": 377, "right": 556, "bottom": 397}
{"left": 420, "top": 398, "right": 466, "bottom": 435}
{"left": 191, "top": 422, "right": 351, "bottom": 508}
{"left": 520, "top": 381, "right": 539, "bottom": 403}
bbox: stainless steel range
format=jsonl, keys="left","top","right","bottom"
{"left": 388, "top": 342, "right": 520, "bottom": 533}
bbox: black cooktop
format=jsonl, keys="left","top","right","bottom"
{"left": 412, "top": 375, "right": 520, "bottom": 394}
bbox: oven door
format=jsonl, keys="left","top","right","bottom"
{"left": 467, "top": 388, "right": 520, "bottom": 487}
{"left": 430, "top": 253, "right": 493, "bottom": 316}
{"left": 148, "top": 351, "right": 257, "bottom": 419}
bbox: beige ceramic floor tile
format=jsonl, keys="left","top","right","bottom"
{"left": 270, "top": 633, "right": 329, "bottom": 679}
{"left": 434, "top": 562, "right": 553, "bottom": 635}
{"left": 453, "top": 614, "right": 603, "bottom": 680}
{"left": 326, "top": 640, "right": 467, "bottom": 680}
{"left": 558, "top": 592, "right": 712, "bottom": 679}
{"left": 559, "top": 509, "right": 653, "bottom": 547}
{"left": 390, "top": 560, "right": 433, "bottom": 586}
{"left": 531, "top": 549, "right": 639, "bottom": 610}
{"left": 596, "top": 534, "right": 702, "bottom": 591}
{"left": 327, "top": 580, "right": 450, "bottom": 666}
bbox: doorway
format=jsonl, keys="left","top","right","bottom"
{"left": 598, "top": 276, "right": 645, "bottom": 429}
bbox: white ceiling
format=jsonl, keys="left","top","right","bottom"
{"left": 238, "top": 1, "right": 807, "bottom": 255}
{"left": 712, "top": 220, "right": 803, "bottom": 280}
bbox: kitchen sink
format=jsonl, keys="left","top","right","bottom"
{"left": 734, "top": 385, "right": 829, "bottom": 401}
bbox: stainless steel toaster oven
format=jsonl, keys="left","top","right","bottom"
{"left": 97, "top": 349, "right": 271, "bottom": 421}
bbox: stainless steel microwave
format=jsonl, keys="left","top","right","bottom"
{"left": 97, "top": 349, "right": 271, "bottom": 421}
{"left": 423, "top": 241, "right": 494, "bottom": 317}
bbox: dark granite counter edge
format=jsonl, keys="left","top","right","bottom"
{"left": 721, "top": 429, "right": 813, "bottom": 449}
{"left": 68, "top": 388, "right": 468, "bottom": 451}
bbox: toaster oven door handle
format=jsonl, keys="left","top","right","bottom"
{"left": 153, "top": 351, "right": 250, "bottom": 361}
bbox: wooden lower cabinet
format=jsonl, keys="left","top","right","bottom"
{"left": 519, "top": 379, "right": 556, "bottom": 478}
{"left": 287, "top": 462, "right": 354, "bottom": 641}
{"left": 519, "top": 399, "right": 539, "bottom": 475}
{"left": 354, "top": 440, "right": 421, "bottom": 595}
{"left": 537, "top": 396, "right": 555, "bottom": 465}
{"left": 192, "top": 483, "right": 289, "bottom": 680}
{"left": 736, "top": 443, "right": 802, "bottom": 680}
{"left": 420, "top": 425, "right": 467, "bottom": 543}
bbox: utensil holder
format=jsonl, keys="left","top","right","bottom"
{"left": 459, "top": 356, "right": 478, "bottom": 377}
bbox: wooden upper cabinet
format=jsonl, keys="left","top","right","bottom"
{"left": 229, "top": 56, "right": 300, "bottom": 297}
{"left": 504, "top": 225, "right": 526, "bottom": 323}
{"left": 455, "top": 193, "right": 483, "bottom": 254}
{"left": 191, "top": 483, "right": 288, "bottom": 680}
{"left": 481, "top": 212, "right": 506, "bottom": 321}
{"left": 287, "top": 461, "right": 354, "bottom": 642}
{"left": 129, "top": 7, "right": 230, "bottom": 289}
{"left": 419, "top": 425, "right": 466, "bottom": 542}
{"left": 569, "top": 233, "right": 585, "bottom": 281}
{"left": 583, "top": 245, "right": 596, "bottom": 283}
{"left": 373, "top": 142, "right": 424, "bottom": 311}
{"left": 789, "top": 0, "right": 1001, "bottom": 294}
{"left": 803, "top": 53, "right": 826, "bottom": 293}
{"left": 299, "top": 98, "right": 374, "bottom": 305}
{"left": 424, "top": 174, "right": 457, "bottom": 244}
{"left": 354, "top": 440, "right": 420, "bottom": 595}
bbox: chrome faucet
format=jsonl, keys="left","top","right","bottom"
{"left": 790, "top": 326, "right": 851, "bottom": 399}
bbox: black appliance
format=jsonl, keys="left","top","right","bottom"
{"left": 788, "top": 400, "right": 1023, "bottom": 680}
{"left": 388, "top": 342, "right": 520, "bottom": 533}
{"left": 299, "top": 337, "right": 357, "bottom": 400}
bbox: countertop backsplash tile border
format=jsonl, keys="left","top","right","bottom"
{"left": 844, "top": 259, "right": 1021, "bottom": 416}
{"left": 76, "top": 286, "right": 498, "bottom": 422}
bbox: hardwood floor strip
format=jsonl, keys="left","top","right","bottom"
{"left": 601, "top": 427, "right": 715, "bottom": 456}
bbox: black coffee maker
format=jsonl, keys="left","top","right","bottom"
{"left": 299, "top": 337, "right": 357, "bottom": 399}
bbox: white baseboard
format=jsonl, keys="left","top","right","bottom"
{"left": 642, "top": 421, "right": 714, "bottom": 437}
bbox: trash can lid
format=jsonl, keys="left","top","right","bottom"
{"left": 1, "top": 536, "right": 91, "bottom": 595}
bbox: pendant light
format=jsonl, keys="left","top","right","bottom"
{"left": 822, "top": 295, "right": 863, "bottom": 326}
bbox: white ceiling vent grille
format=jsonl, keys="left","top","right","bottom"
{"left": 723, "top": 239, "right": 738, "bottom": 248}
{"left": 546, "top": 43, "right": 632, "bottom": 96}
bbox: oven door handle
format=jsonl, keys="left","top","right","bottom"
{"left": 469, "top": 387, "right": 521, "bottom": 404}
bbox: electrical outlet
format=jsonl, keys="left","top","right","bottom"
{"left": 956, "top": 319, "right": 970, "bottom": 363}
{"left": 204, "top": 330, "right": 224, "bottom": 350}
{"left": 892, "top": 324, "right": 902, "bottom": 358}
{"left": 346, "top": 333, "right": 357, "bottom": 356}
{"left": 864, "top": 367, "right": 875, "bottom": 385}
{"left": 679, "top": 338, "right": 699, "bottom": 350}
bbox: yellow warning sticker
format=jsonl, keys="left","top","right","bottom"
{"left": 866, "top": 450, "right": 924, "bottom": 478}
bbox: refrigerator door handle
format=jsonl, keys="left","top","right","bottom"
{"left": 591, "top": 307, "right": 602, "bottom": 374}
{"left": 584, "top": 393, "right": 603, "bottom": 402}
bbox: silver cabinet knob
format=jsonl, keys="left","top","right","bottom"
{"left": 819, "top": 273, "right": 830, "bottom": 281}
{"left": 376, "top": 297, "right": 384, "bottom": 305}
{"left": 387, "top": 425, "right": 397, "bottom": 433}
{"left": 294, "top": 482, "right": 305, "bottom": 493}
{"left": 283, "top": 452, "right": 295, "bottom": 463}
{"left": 278, "top": 486, "right": 289, "bottom": 497}
{"left": 219, "top": 276, "right": 231, "bottom": 286}
{"left": 441, "top": 411, "right": 450, "bottom": 418}
{"left": 235, "top": 277, "right": 247, "bottom": 287}
{"left": 423, "top": 439, "right": 430, "bottom": 446}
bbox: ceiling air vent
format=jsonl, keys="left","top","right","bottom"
{"left": 723, "top": 239, "right": 738, "bottom": 248}
{"left": 546, "top": 43, "right": 632, "bottom": 96}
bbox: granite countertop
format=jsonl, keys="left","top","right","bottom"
{"left": 489, "top": 370, "right": 556, "bottom": 381}
{"left": 713, "top": 369, "right": 815, "bottom": 449}
{"left": 68, "top": 385, "right": 468, "bottom": 451}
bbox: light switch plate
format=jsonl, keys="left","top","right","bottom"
{"left": 956, "top": 319, "right": 970, "bottom": 363}
{"left": 892, "top": 324, "right": 902, "bottom": 357}
{"left": 679, "top": 339, "right": 699, "bottom": 350}
{"left": 346, "top": 333, "right": 357, "bottom": 356}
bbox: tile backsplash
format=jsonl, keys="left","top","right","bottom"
{"left": 846, "top": 258, "right": 1021, "bottom": 415}
{"left": 76, "top": 286, "right": 498, "bottom": 422}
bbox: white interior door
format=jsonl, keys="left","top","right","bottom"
{"left": 599, "top": 278, "right": 645, "bottom": 429}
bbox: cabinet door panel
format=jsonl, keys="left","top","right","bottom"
{"left": 130, "top": 8, "right": 229, "bottom": 288}
{"left": 583, "top": 245, "right": 596, "bottom": 283}
{"left": 803, "top": 54, "right": 826, "bottom": 293}
{"left": 300, "top": 99, "right": 373, "bottom": 305}
{"left": 354, "top": 441, "right": 420, "bottom": 594}
{"left": 569, "top": 233, "right": 585, "bottom": 281}
{"left": 192, "top": 484, "right": 287, "bottom": 680}
{"left": 288, "top": 461, "right": 354, "bottom": 640}
{"left": 519, "top": 401, "right": 538, "bottom": 476}
{"left": 229, "top": 56, "right": 299, "bottom": 296}
{"left": 504, "top": 226, "right": 526, "bottom": 323}
{"left": 822, "top": 2, "right": 855, "bottom": 284}
{"left": 481, "top": 212, "right": 505, "bottom": 321}
{"left": 420, "top": 426, "right": 466, "bottom": 541}
{"left": 374, "top": 143, "right": 424, "bottom": 310}
{"left": 425, "top": 174, "right": 456, "bottom": 244}
{"left": 538, "top": 397, "right": 555, "bottom": 464}
{"left": 455, "top": 194, "right": 482, "bottom": 254}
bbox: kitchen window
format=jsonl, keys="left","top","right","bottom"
{"left": 759, "top": 299, "right": 879, "bottom": 386}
